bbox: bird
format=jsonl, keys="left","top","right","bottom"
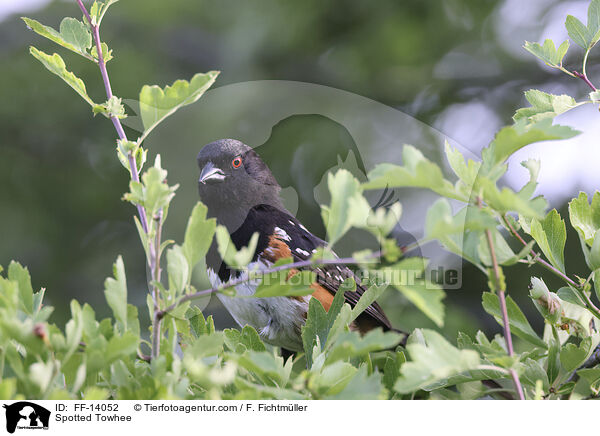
{"left": 197, "top": 138, "right": 402, "bottom": 353}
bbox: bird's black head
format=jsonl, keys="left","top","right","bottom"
{"left": 197, "top": 139, "right": 285, "bottom": 230}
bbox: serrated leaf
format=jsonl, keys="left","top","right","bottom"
{"left": 167, "top": 245, "right": 188, "bottom": 296}
{"left": 7, "top": 261, "right": 34, "bottom": 314}
{"left": 363, "top": 145, "right": 463, "bottom": 201}
{"left": 523, "top": 39, "right": 569, "bottom": 67}
{"left": 350, "top": 284, "right": 388, "bottom": 322}
{"left": 91, "top": 42, "right": 113, "bottom": 63}
{"left": 182, "top": 202, "right": 216, "bottom": 273}
{"left": 569, "top": 191, "right": 600, "bottom": 246}
{"left": 444, "top": 141, "right": 481, "bottom": 196}
{"left": 215, "top": 225, "right": 258, "bottom": 269}
{"left": 327, "top": 365, "right": 384, "bottom": 400}
{"left": 59, "top": 17, "right": 92, "bottom": 54}
{"left": 481, "top": 119, "right": 579, "bottom": 173}
{"left": 301, "top": 288, "right": 346, "bottom": 367}
{"left": 103, "top": 256, "right": 128, "bottom": 333}
{"left": 557, "top": 286, "right": 587, "bottom": 308}
{"left": 321, "top": 169, "right": 370, "bottom": 245}
{"left": 105, "top": 332, "right": 138, "bottom": 362}
{"left": 560, "top": 337, "right": 592, "bottom": 372}
{"left": 394, "top": 279, "right": 445, "bottom": 328}
{"left": 481, "top": 292, "right": 545, "bottom": 348}
{"left": 528, "top": 209, "right": 566, "bottom": 272}
{"left": 394, "top": 329, "right": 481, "bottom": 393}
{"left": 138, "top": 72, "right": 219, "bottom": 143}
{"left": 325, "top": 329, "right": 403, "bottom": 364}
{"left": 477, "top": 229, "right": 517, "bottom": 267}
{"left": 566, "top": 15, "right": 592, "bottom": 48}
{"left": 478, "top": 176, "right": 546, "bottom": 219}
{"left": 22, "top": 17, "right": 92, "bottom": 59}
{"left": 425, "top": 199, "right": 497, "bottom": 240}
{"left": 29, "top": 47, "right": 95, "bottom": 106}
{"left": 223, "top": 326, "right": 266, "bottom": 353}
{"left": 254, "top": 270, "right": 316, "bottom": 298}
{"left": 513, "top": 90, "right": 581, "bottom": 123}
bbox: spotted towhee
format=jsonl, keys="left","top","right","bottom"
{"left": 197, "top": 139, "right": 401, "bottom": 353}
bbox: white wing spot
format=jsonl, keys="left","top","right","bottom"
{"left": 299, "top": 223, "right": 308, "bottom": 232}
{"left": 288, "top": 220, "right": 295, "bottom": 226}
{"left": 274, "top": 227, "right": 291, "bottom": 241}
{"left": 295, "top": 248, "right": 310, "bottom": 256}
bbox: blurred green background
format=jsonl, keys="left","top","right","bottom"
{"left": 1, "top": 0, "right": 597, "bottom": 345}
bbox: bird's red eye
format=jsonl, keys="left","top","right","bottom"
{"left": 232, "top": 156, "right": 243, "bottom": 168}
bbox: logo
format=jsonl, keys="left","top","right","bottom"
{"left": 2, "top": 402, "right": 50, "bottom": 433}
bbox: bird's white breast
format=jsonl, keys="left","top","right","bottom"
{"left": 207, "top": 261, "right": 309, "bottom": 351}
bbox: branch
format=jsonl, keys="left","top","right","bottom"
{"left": 156, "top": 251, "right": 383, "bottom": 321}
{"left": 76, "top": 0, "right": 149, "bottom": 233}
{"left": 573, "top": 71, "right": 597, "bottom": 92}
{"left": 478, "top": 200, "right": 525, "bottom": 400}
{"left": 573, "top": 48, "right": 597, "bottom": 92}
{"left": 150, "top": 210, "right": 164, "bottom": 359}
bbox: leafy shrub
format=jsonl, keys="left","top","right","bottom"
{"left": 2, "top": 0, "right": 599, "bottom": 400}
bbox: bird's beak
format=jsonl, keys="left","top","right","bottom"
{"left": 199, "top": 161, "right": 226, "bottom": 184}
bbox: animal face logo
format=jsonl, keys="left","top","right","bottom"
{"left": 2, "top": 402, "right": 50, "bottom": 433}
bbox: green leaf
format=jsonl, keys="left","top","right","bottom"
{"left": 59, "top": 17, "right": 92, "bottom": 54}
{"left": 310, "top": 361, "right": 357, "bottom": 397}
{"left": 569, "top": 191, "right": 600, "bottom": 246}
{"left": 444, "top": 141, "right": 481, "bottom": 197}
{"left": 481, "top": 292, "right": 545, "bottom": 347}
{"left": 90, "top": 0, "right": 120, "bottom": 26}
{"left": 523, "top": 39, "right": 569, "bottom": 67}
{"left": 223, "top": 326, "right": 266, "bottom": 353}
{"left": 518, "top": 358, "right": 549, "bottom": 390}
{"left": 91, "top": 42, "right": 113, "bottom": 63}
{"left": 124, "top": 157, "right": 178, "bottom": 214}
{"left": 103, "top": 256, "right": 128, "bottom": 333}
{"left": 560, "top": 337, "right": 593, "bottom": 372}
{"left": 327, "top": 365, "right": 384, "bottom": 400}
{"left": 383, "top": 257, "right": 445, "bottom": 327}
{"left": 394, "top": 329, "right": 481, "bottom": 393}
{"left": 22, "top": 17, "right": 93, "bottom": 59}
{"left": 138, "top": 71, "right": 219, "bottom": 143}
{"left": 513, "top": 90, "right": 581, "bottom": 123}
{"left": 481, "top": 119, "right": 579, "bottom": 172}
{"left": 325, "top": 329, "right": 403, "bottom": 364}
{"left": 182, "top": 202, "right": 216, "bottom": 273}
{"left": 7, "top": 261, "right": 34, "bottom": 314}
{"left": 254, "top": 269, "right": 316, "bottom": 298}
{"left": 321, "top": 169, "right": 370, "bottom": 245}
{"left": 477, "top": 229, "right": 517, "bottom": 267}
{"left": 105, "top": 332, "right": 138, "bottom": 362}
{"left": 301, "top": 288, "right": 346, "bottom": 367}
{"left": 215, "top": 225, "right": 258, "bottom": 269}
{"left": 363, "top": 145, "right": 463, "bottom": 201}
{"left": 394, "top": 280, "right": 445, "bottom": 328}
{"left": 350, "top": 284, "right": 388, "bottom": 322}
{"left": 167, "top": 245, "right": 188, "bottom": 296}
{"left": 566, "top": 15, "right": 592, "bottom": 48}
{"left": 557, "top": 286, "right": 587, "bottom": 308}
{"left": 29, "top": 47, "right": 95, "bottom": 106}
{"left": 528, "top": 209, "right": 567, "bottom": 272}
{"left": 425, "top": 199, "right": 497, "bottom": 240}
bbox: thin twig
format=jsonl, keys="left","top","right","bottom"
{"left": 156, "top": 251, "right": 383, "bottom": 320}
{"left": 76, "top": 0, "right": 149, "bottom": 233}
{"left": 150, "top": 210, "right": 163, "bottom": 359}
{"left": 573, "top": 71, "right": 597, "bottom": 92}
{"left": 503, "top": 214, "right": 600, "bottom": 319}
{"left": 478, "top": 200, "right": 525, "bottom": 400}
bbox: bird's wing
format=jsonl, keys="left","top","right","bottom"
{"left": 224, "top": 204, "right": 393, "bottom": 331}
